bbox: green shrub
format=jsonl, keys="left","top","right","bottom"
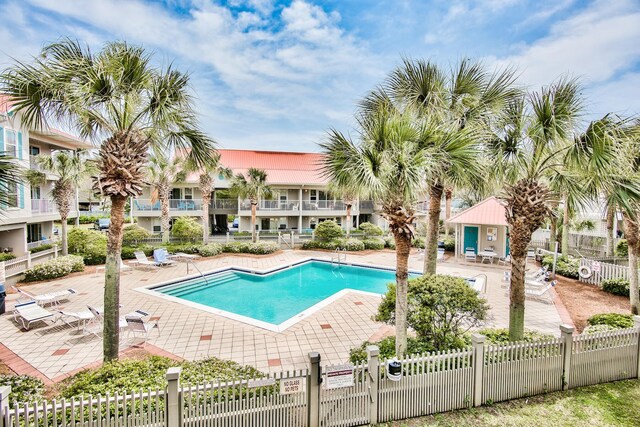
{"left": 121, "top": 245, "right": 155, "bottom": 259}
{"left": 376, "top": 274, "right": 489, "bottom": 351}
{"left": 443, "top": 237, "right": 455, "bottom": 252}
{"left": 122, "top": 224, "right": 151, "bottom": 242}
{"left": 358, "top": 222, "right": 383, "bottom": 237}
{"left": 68, "top": 228, "right": 107, "bottom": 254}
{"left": 23, "top": 255, "right": 84, "bottom": 282}
{"left": 198, "top": 243, "right": 223, "bottom": 257}
{"left": 477, "top": 328, "right": 554, "bottom": 343}
{"left": 221, "top": 242, "right": 279, "bottom": 255}
{"left": 582, "top": 324, "right": 616, "bottom": 334}
{"left": 542, "top": 255, "right": 579, "bottom": 279}
{"left": 349, "top": 336, "right": 435, "bottom": 364}
{"left": 67, "top": 214, "right": 108, "bottom": 225}
{"left": 587, "top": 313, "right": 634, "bottom": 329}
{"left": 60, "top": 356, "right": 264, "bottom": 398}
{"left": 171, "top": 217, "right": 203, "bottom": 242}
{"left": 363, "top": 238, "right": 385, "bottom": 250}
{"left": 602, "top": 278, "right": 632, "bottom": 297}
{"left": 616, "top": 239, "right": 628, "bottom": 257}
{"left": 81, "top": 246, "right": 107, "bottom": 265}
{"left": 29, "top": 244, "right": 53, "bottom": 253}
{"left": 0, "top": 253, "right": 16, "bottom": 262}
{"left": 384, "top": 237, "right": 396, "bottom": 250}
{"left": 340, "top": 238, "right": 365, "bottom": 251}
{"left": 164, "top": 243, "right": 201, "bottom": 254}
{"left": 314, "top": 220, "right": 344, "bottom": 241}
{"left": 0, "top": 375, "right": 45, "bottom": 407}
{"left": 302, "top": 239, "right": 365, "bottom": 251}
{"left": 412, "top": 237, "right": 425, "bottom": 249}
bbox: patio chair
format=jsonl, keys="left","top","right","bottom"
{"left": 11, "top": 286, "right": 77, "bottom": 306}
{"left": 526, "top": 266, "right": 548, "bottom": 280}
{"left": 464, "top": 248, "right": 477, "bottom": 262}
{"left": 125, "top": 316, "right": 160, "bottom": 345}
{"left": 132, "top": 251, "right": 160, "bottom": 270}
{"left": 153, "top": 249, "right": 177, "bottom": 266}
{"left": 87, "top": 305, "right": 133, "bottom": 332}
{"left": 13, "top": 301, "right": 56, "bottom": 330}
{"left": 498, "top": 255, "right": 511, "bottom": 266}
{"left": 525, "top": 280, "right": 557, "bottom": 304}
{"left": 57, "top": 309, "right": 95, "bottom": 331}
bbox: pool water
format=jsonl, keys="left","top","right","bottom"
{"left": 155, "top": 261, "right": 415, "bottom": 326}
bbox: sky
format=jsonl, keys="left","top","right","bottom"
{"left": 0, "top": 0, "right": 639, "bottom": 152}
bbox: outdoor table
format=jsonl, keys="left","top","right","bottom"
{"left": 478, "top": 251, "right": 497, "bottom": 264}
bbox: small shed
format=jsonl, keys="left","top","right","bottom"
{"left": 446, "top": 197, "right": 510, "bottom": 259}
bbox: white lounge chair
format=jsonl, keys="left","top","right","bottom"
{"left": 125, "top": 315, "right": 160, "bottom": 345}
{"left": 498, "top": 255, "right": 511, "bottom": 266}
{"left": 58, "top": 309, "right": 95, "bottom": 332}
{"left": 153, "top": 249, "right": 177, "bottom": 267}
{"left": 13, "top": 301, "right": 55, "bottom": 330}
{"left": 464, "top": 248, "right": 477, "bottom": 262}
{"left": 525, "top": 280, "right": 557, "bottom": 303}
{"left": 95, "top": 259, "right": 133, "bottom": 275}
{"left": 132, "top": 251, "right": 160, "bottom": 270}
{"left": 12, "top": 286, "right": 77, "bottom": 306}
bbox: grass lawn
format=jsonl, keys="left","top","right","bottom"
{"left": 381, "top": 379, "right": 640, "bottom": 427}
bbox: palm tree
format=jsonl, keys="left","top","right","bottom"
{"left": 321, "top": 109, "right": 429, "bottom": 356}
{"left": 0, "top": 153, "right": 21, "bottom": 210}
{"left": 230, "top": 168, "right": 273, "bottom": 243}
{"left": 1, "top": 39, "right": 216, "bottom": 361}
{"left": 185, "top": 153, "right": 232, "bottom": 243}
{"left": 25, "top": 151, "right": 86, "bottom": 255}
{"left": 383, "top": 58, "right": 519, "bottom": 274}
{"left": 328, "top": 182, "right": 360, "bottom": 237}
{"left": 146, "top": 153, "right": 183, "bottom": 243}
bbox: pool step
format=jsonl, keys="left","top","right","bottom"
{"left": 164, "top": 273, "right": 238, "bottom": 297}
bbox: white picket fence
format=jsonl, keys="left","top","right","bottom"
{"left": 578, "top": 257, "right": 634, "bottom": 286}
{"left": 1, "top": 246, "right": 59, "bottom": 279}
{"left": 1, "top": 323, "right": 640, "bottom": 427}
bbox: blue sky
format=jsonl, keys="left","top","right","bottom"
{"left": 0, "top": 0, "right": 639, "bottom": 151}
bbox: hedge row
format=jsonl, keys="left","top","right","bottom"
{"left": 23, "top": 255, "right": 84, "bottom": 282}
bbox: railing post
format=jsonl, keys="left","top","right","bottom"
{"left": 366, "top": 345, "right": 380, "bottom": 424}
{"left": 471, "top": 334, "right": 486, "bottom": 407}
{"left": 0, "top": 385, "right": 10, "bottom": 427}
{"left": 26, "top": 251, "right": 32, "bottom": 269}
{"left": 312, "top": 230, "right": 315, "bottom": 241}
{"left": 54, "top": 245, "right": 58, "bottom": 259}
{"left": 226, "top": 232, "right": 230, "bottom": 243}
{"left": 166, "top": 367, "right": 182, "bottom": 427}
{"left": 560, "top": 324, "right": 574, "bottom": 390}
{"left": 634, "top": 316, "right": 640, "bottom": 379}
{"left": 308, "top": 352, "right": 321, "bottom": 427}
{"left": 256, "top": 230, "right": 260, "bottom": 242}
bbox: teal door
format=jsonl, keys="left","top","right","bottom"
{"left": 463, "top": 226, "right": 479, "bottom": 253}
{"left": 506, "top": 228, "right": 510, "bottom": 256}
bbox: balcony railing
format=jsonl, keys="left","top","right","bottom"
{"left": 359, "top": 200, "right": 374, "bottom": 210}
{"left": 133, "top": 199, "right": 203, "bottom": 212}
{"left": 240, "top": 200, "right": 301, "bottom": 211}
{"left": 31, "top": 199, "right": 56, "bottom": 214}
{"left": 302, "top": 200, "right": 346, "bottom": 211}
{"left": 212, "top": 199, "right": 239, "bottom": 210}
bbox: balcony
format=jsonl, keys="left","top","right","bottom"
{"left": 212, "top": 199, "right": 239, "bottom": 210}
{"left": 302, "top": 200, "right": 346, "bottom": 211}
{"left": 133, "top": 199, "right": 203, "bottom": 212}
{"left": 240, "top": 200, "right": 301, "bottom": 211}
{"left": 359, "top": 200, "right": 374, "bottom": 210}
{"left": 31, "top": 199, "right": 57, "bottom": 214}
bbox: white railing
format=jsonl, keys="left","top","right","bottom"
{"left": 578, "top": 257, "right": 635, "bottom": 286}
{"left": 133, "top": 199, "right": 203, "bottom": 212}
{"left": 1, "top": 324, "right": 639, "bottom": 427}
{"left": 240, "top": 200, "right": 301, "bottom": 211}
{"left": 26, "top": 239, "right": 58, "bottom": 250}
{"left": 1, "top": 246, "right": 58, "bottom": 278}
{"left": 302, "top": 200, "right": 346, "bottom": 211}
{"left": 30, "top": 199, "right": 56, "bottom": 214}
{"left": 212, "top": 199, "right": 238, "bottom": 210}
{"left": 359, "top": 200, "right": 374, "bottom": 210}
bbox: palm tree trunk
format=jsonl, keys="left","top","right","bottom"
{"left": 103, "top": 194, "right": 126, "bottom": 361}
{"left": 394, "top": 231, "right": 411, "bottom": 357}
{"left": 251, "top": 203, "right": 257, "bottom": 243}
{"left": 75, "top": 187, "right": 80, "bottom": 227}
{"left": 60, "top": 216, "right": 68, "bottom": 256}
{"left": 346, "top": 204, "right": 352, "bottom": 237}
{"left": 606, "top": 204, "right": 615, "bottom": 257}
{"left": 444, "top": 188, "right": 452, "bottom": 237}
{"left": 424, "top": 183, "right": 443, "bottom": 275}
{"left": 160, "top": 189, "right": 170, "bottom": 243}
{"left": 561, "top": 195, "right": 570, "bottom": 257}
{"left": 202, "top": 193, "right": 211, "bottom": 243}
{"left": 623, "top": 216, "right": 640, "bottom": 315}
{"left": 509, "top": 248, "right": 527, "bottom": 340}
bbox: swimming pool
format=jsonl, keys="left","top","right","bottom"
{"left": 141, "top": 260, "right": 483, "bottom": 332}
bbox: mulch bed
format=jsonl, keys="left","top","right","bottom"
{"left": 0, "top": 360, "right": 15, "bottom": 375}
{"left": 554, "top": 275, "right": 630, "bottom": 332}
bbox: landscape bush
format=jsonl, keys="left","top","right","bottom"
{"left": 68, "top": 228, "right": 107, "bottom": 265}
{"left": 170, "top": 217, "right": 203, "bottom": 242}
{"left": 587, "top": 313, "right": 634, "bottom": 329}
{"left": 542, "top": 255, "right": 580, "bottom": 279}
{"left": 221, "top": 242, "right": 279, "bottom": 255}
{"left": 121, "top": 245, "right": 155, "bottom": 259}
{"left": 0, "top": 253, "right": 16, "bottom": 262}
{"left": 442, "top": 237, "right": 455, "bottom": 252}
{"left": 582, "top": 324, "right": 616, "bottom": 334}
{"left": 0, "top": 375, "right": 45, "bottom": 407}
{"left": 358, "top": 222, "right": 383, "bottom": 237}
{"left": 376, "top": 274, "right": 489, "bottom": 351}
{"left": 122, "top": 224, "right": 151, "bottom": 242}
{"left": 23, "top": 255, "right": 84, "bottom": 282}
{"left": 363, "top": 238, "right": 385, "bottom": 250}
{"left": 602, "top": 278, "right": 632, "bottom": 297}
{"left": 616, "top": 239, "right": 628, "bottom": 257}
{"left": 412, "top": 237, "right": 425, "bottom": 249}
{"left": 314, "top": 220, "right": 344, "bottom": 241}
{"left": 198, "top": 243, "right": 223, "bottom": 257}
{"left": 384, "top": 237, "right": 396, "bottom": 249}
{"left": 29, "top": 244, "right": 53, "bottom": 253}
{"left": 67, "top": 214, "right": 109, "bottom": 225}
{"left": 477, "top": 328, "right": 554, "bottom": 343}
{"left": 302, "top": 238, "right": 365, "bottom": 251}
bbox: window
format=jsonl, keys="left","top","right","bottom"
{"left": 153, "top": 225, "right": 161, "bottom": 233}
{"left": 27, "top": 224, "right": 42, "bottom": 243}
{"left": 184, "top": 188, "right": 193, "bottom": 200}
{"left": 31, "top": 186, "right": 41, "bottom": 200}
{"left": 170, "top": 188, "right": 181, "bottom": 199}
{"left": 5, "top": 182, "right": 18, "bottom": 208}
{"left": 310, "top": 190, "right": 317, "bottom": 202}
{"left": 29, "top": 146, "right": 40, "bottom": 156}
{"left": 4, "top": 129, "right": 17, "bottom": 157}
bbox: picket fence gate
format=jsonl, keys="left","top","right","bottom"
{"left": 2, "top": 322, "right": 640, "bottom": 427}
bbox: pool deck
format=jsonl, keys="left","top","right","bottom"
{"left": 0, "top": 250, "right": 563, "bottom": 381}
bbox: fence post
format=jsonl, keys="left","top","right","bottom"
{"left": 26, "top": 251, "right": 32, "bottom": 269}
{"left": 0, "top": 385, "right": 10, "bottom": 427}
{"left": 166, "top": 367, "right": 182, "bottom": 427}
{"left": 560, "top": 324, "right": 574, "bottom": 390}
{"left": 634, "top": 316, "right": 640, "bottom": 379}
{"left": 471, "top": 334, "right": 486, "bottom": 407}
{"left": 226, "top": 232, "right": 230, "bottom": 243}
{"left": 366, "top": 345, "right": 380, "bottom": 424}
{"left": 308, "top": 352, "right": 321, "bottom": 427}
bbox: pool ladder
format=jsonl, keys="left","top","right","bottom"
{"left": 331, "top": 248, "right": 347, "bottom": 268}
{"left": 186, "top": 259, "right": 208, "bottom": 285}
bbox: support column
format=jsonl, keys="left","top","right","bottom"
{"left": 308, "top": 352, "right": 321, "bottom": 427}
{"left": 471, "top": 334, "right": 486, "bottom": 407}
{"left": 298, "top": 188, "right": 303, "bottom": 231}
{"left": 367, "top": 346, "right": 380, "bottom": 424}
{"left": 560, "top": 324, "right": 574, "bottom": 390}
{"left": 166, "top": 367, "right": 182, "bottom": 427}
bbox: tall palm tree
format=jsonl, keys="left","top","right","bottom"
{"left": 328, "top": 182, "right": 360, "bottom": 237}
{"left": 185, "top": 152, "right": 232, "bottom": 243}
{"left": 230, "top": 168, "right": 273, "bottom": 243}
{"left": 322, "top": 109, "right": 429, "bottom": 356}
{"left": 147, "top": 153, "right": 183, "bottom": 243}
{"left": 25, "top": 151, "right": 86, "bottom": 255}
{"left": 383, "top": 58, "right": 519, "bottom": 274}
{"left": 1, "top": 39, "right": 216, "bottom": 361}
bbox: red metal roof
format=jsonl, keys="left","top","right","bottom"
{"left": 0, "top": 94, "right": 15, "bottom": 114}
{"left": 215, "top": 149, "right": 327, "bottom": 185}
{"left": 447, "top": 196, "right": 509, "bottom": 226}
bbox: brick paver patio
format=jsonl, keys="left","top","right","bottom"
{"left": 0, "top": 250, "right": 563, "bottom": 380}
